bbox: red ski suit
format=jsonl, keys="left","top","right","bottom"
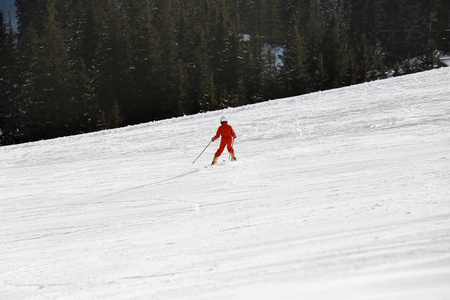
{"left": 212, "top": 122, "right": 236, "bottom": 157}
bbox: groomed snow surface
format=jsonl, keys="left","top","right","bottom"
{"left": 1, "top": 68, "right": 450, "bottom": 300}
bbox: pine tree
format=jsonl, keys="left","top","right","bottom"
{"left": 433, "top": 0, "right": 450, "bottom": 53}
{"left": 425, "top": 0, "right": 450, "bottom": 63}
{"left": 15, "top": 0, "right": 47, "bottom": 40}
{"left": 262, "top": 46, "right": 280, "bottom": 101}
{"left": 210, "top": 0, "right": 243, "bottom": 108}
{"left": 280, "top": 16, "right": 309, "bottom": 96}
{"left": 0, "top": 12, "right": 21, "bottom": 145}
{"left": 192, "top": 27, "right": 216, "bottom": 112}
{"left": 224, "top": 31, "right": 244, "bottom": 105}
{"left": 188, "top": 1, "right": 216, "bottom": 113}
{"left": 302, "top": 0, "right": 327, "bottom": 92}
{"left": 151, "top": 0, "right": 187, "bottom": 118}
{"left": 17, "top": 0, "right": 75, "bottom": 141}
{"left": 100, "top": 99, "right": 123, "bottom": 129}
{"left": 241, "top": 36, "right": 257, "bottom": 104}
{"left": 322, "top": 15, "right": 348, "bottom": 88}
{"left": 121, "top": 0, "right": 159, "bottom": 123}
{"left": 63, "top": 0, "right": 98, "bottom": 134}
{"left": 319, "top": 0, "right": 337, "bottom": 25}
{"left": 95, "top": 0, "right": 130, "bottom": 125}
{"left": 353, "top": 35, "right": 373, "bottom": 83}
{"left": 210, "top": 0, "right": 233, "bottom": 107}
{"left": 262, "top": 0, "right": 282, "bottom": 43}
{"left": 347, "top": 0, "right": 376, "bottom": 45}
{"left": 79, "top": 1, "right": 102, "bottom": 73}
{"left": 374, "top": 0, "right": 436, "bottom": 66}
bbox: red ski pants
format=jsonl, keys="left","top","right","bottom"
{"left": 215, "top": 137, "right": 234, "bottom": 157}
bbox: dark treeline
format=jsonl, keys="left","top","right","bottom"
{"left": 1, "top": 0, "right": 449, "bottom": 145}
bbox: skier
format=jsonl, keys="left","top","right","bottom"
{"left": 211, "top": 116, "right": 237, "bottom": 165}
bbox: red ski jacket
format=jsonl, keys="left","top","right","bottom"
{"left": 212, "top": 122, "right": 236, "bottom": 141}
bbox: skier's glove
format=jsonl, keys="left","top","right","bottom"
{"left": 211, "top": 138, "right": 215, "bottom": 142}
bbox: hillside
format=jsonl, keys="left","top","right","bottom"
{"left": 1, "top": 67, "right": 449, "bottom": 299}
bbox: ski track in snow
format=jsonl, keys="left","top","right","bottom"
{"left": 1, "top": 68, "right": 450, "bottom": 299}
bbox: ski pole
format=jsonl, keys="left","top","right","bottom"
{"left": 193, "top": 140, "right": 212, "bottom": 164}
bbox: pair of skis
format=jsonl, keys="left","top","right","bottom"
{"left": 193, "top": 139, "right": 235, "bottom": 166}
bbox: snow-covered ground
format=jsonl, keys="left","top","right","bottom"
{"left": 1, "top": 67, "right": 450, "bottom": 299}
{"left": 441, "top": 56, "right": 450, "bottom": 66}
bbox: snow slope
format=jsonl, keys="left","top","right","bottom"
{"left": 1, "top": 68, "right": 450, "bottom": 300}
{"left": 441, "top": 56, "right": 450, "bottom": 67}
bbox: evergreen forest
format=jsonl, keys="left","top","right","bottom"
{"left": 1, "top": 0, "right": 449, "bottom": 145}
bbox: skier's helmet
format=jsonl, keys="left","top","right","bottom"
{"left": 220, "top": 116, "right": 228, "bottom": 123}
